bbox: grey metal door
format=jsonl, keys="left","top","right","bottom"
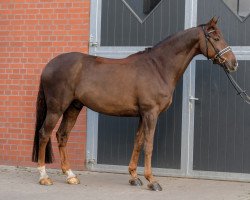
{"left": 88, "top": 0, "right": 250, "bottom": 181}
{"left": 93, "top": 0, "right": 185, "bottom": 169}
{"left": 193, "top": 0, "right": 250, "bottom": 174}
{"left": 100, "top": 0, "right": 184, "bottom": 46}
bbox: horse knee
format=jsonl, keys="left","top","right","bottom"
{"left": 144, "top": 143, "right": 153, "bottom": 154}
{"left": 137, "top": 139, "right": 144, "bottom": 148}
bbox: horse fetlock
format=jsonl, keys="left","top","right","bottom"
{"left": 38, "top": 166, "right": 48, "bottom": 179}
{"left": 145, "top": 172, "right": 161, "bottom": 191}
{"left": 65, "top": 169, "right": 76, "bottom": 178}
{"left": 128, "top": 165, "right": 136, "bottom": 171}
{"left": 60, "top": 161, "right": 70, "bottom": 172}
{"left": 128, "top": 166, "right": 137, "bottom": 177}
{"left": 144, "top": 171, "right": 154, "bottom": 182}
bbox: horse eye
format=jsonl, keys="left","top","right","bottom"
{"left": 214, "top": 37, "right": 220, "bottom": 41}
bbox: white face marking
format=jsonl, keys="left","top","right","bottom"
{"left": 38, "top": 166, "right": 49, "bottom": 180}
{"left": 66, "top": 169, "right": 76, "bottom": 179}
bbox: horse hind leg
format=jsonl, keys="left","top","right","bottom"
{"left": 56, "top": 100, "right": 83, "bottom": 184}
{"left": 38, "top": 111, "right": 62, "bottom": 185}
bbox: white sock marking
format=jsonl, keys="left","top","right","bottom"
{"left": 38, "top": 166, "right": 49, "bottom": 180}
{"left": 66, "top": 169, "right": 76, "bottom": 179}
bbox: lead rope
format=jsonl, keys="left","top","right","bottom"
{"left": 223, "top": 67, "right": 250, "bottom": 104}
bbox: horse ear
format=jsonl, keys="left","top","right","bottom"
{"left": 208, "top": 16, "right": 219, "bottom": 26}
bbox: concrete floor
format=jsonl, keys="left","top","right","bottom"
{"left": 1, "top": 165, "right": 250, "bottom": 200}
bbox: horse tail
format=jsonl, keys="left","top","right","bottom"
{"left": 32, "top": 79, "right": 54, "bottom": 163}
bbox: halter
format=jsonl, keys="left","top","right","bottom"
{"left": 202, "top": 25, "right": 232, "bottom": 65}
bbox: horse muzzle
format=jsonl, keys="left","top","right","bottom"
{"left": 223, "top": 60, "right": 238, "bottom": 73}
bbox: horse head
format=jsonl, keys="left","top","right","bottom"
{"left": 199, "top": 17, "right": 238, "bottom": 73}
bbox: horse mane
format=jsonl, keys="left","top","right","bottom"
{"left": 129, "top": 34, "right": 175, "bottom": 57}
{"left": 128, "top": 25, "right": 202, "bottom": 59}
{"left": 152, "top": 34, "right": 175, "bottom": 48}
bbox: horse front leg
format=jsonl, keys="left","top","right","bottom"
{"left": 128, "top": 118, "right": 144, "bottom": 186}
{"left": 142, "top": 111, "right": 162, "bottom": 191}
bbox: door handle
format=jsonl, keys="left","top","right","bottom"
{"left": 189, "top": 96, "right": 199, "bottom": 101}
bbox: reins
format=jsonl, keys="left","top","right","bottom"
{"left": 202, "top": 25, "right": 250, "bottom": 104}
{"left": 223, "top": 68, "right": 250, "bottom": 104}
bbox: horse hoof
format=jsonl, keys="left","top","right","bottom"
{"left": 39, "top": 178, "right": 53, "bottom": 186}
{"left": 147, "top": 182, "right": 162, "bottom": 191}
{"left": 67, "top": 177, "right": 80, "bottom": 185}
{"left": 129, "top": 178, "right": 143, "bottom": 186}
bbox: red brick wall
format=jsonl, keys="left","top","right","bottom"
{"left": 0, "top": 0, "right": 90, "bottom": 170}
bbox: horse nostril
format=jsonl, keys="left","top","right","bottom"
{"left": 233, "top": 61, "right": 239, "bottom": 70}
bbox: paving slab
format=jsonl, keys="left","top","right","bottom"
{"left": 0, "top": 165, "right": 250, "bottom": 200}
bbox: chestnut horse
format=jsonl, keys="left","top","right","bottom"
{"left": 32, "top": 17, "right": 238, "bottom": 191}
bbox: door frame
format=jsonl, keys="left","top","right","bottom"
{"left": 87, "top": 0, "right": 250, "bottom": 181}
{"left": 86, "top": 0, "right": 195, "bottom": 177}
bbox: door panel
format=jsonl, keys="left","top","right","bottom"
{"left": 101, "top": 0, "right": 185, "bottom": 46}
{"left": 193, "top": 61, "right": 250, "bottom": 173}
{"left": 195, "top": 0, "right": 250, "bottom": 174}
{"left": 197, "top": 0, "right": 250, "bottom": 46}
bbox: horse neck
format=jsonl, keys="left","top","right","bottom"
{"left": 150, "top": 27, "right": 201, "bottom": 86}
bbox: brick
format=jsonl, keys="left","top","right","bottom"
{"left": 0, "top": 0, "right": 90, "bottom": 170}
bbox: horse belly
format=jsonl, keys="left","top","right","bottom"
{"left": 76, "top": 62, "right": 140, "bottom": 116}
{"left": 80, "top": 91, "right": 139, "bottom": 117}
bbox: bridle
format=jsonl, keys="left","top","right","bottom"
{"left": 202, "top": 25, "right": 232, "bottom": 66}
{"left": 201, "top": 25, "right": 250, "bottom": 104}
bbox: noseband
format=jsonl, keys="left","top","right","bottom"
{"left": 202, "top": 26, "right": 232, "bottom": 65}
